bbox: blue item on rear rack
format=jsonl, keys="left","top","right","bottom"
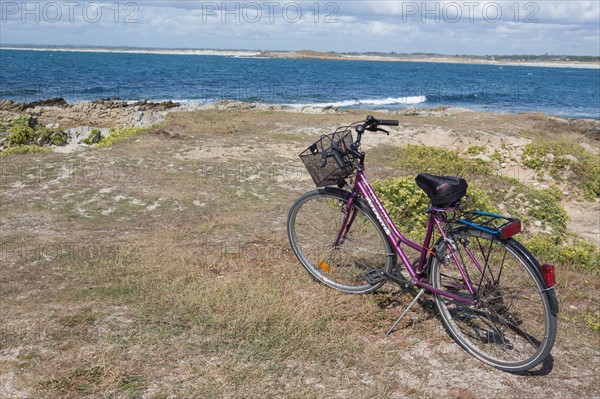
{"left": 456, "top": 210, "right": 522, "bottom": 239}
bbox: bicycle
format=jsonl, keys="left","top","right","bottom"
{"left": 287, "top": 115, "right": 559, "bottom": 372}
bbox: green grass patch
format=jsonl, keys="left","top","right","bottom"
{"left": 467, "top": 145, "right": 486, "bottom": 155}
{"left": 96, "top": 126, "right": 146, "bottom": 148}
{"left": 583, "top": 310, "right": 600, "bottom": 333}
{"left": 120, "top": 374, "right": 147, "bottom": 397}
{"left": 1, "top": 144, "right": 52, "bottom": 156}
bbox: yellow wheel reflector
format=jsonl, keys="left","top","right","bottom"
{"left": 319, "top": 261, "right": 331, "bottom": 273}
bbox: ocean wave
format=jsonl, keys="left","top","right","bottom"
{"left": 286, "top": 95, "right": 427, "bottom": 108}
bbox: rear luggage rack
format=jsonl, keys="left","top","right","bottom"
{"left": 456, "top": 210, "right": 522, "bottom": 239}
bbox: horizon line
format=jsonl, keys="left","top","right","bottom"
{"left": 2, "top": 43, "right": 599, "bottom": 60}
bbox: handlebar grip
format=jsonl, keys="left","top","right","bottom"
{"left": 378, "top": 119, "right": 399, "bottom": 126}
{"left": 320, "top": 149, "right": 345, "bottom": 169}
{"left": 331, "top": 151, "right": 345, "bottom": 168}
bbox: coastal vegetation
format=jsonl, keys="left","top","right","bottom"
{"left": 0, "top": 115, "right": 67, "bottom": 154}
{"left": 95, "top": 127, "right": 146, "bottom": 148}
{"left": 521, "top": 139, "right": 600, "bottom": 200}
{"left": 375, "top": 145, "right": 599, "bottom": 272}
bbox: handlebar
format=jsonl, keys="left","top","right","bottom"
{"left": 356, "top": 115, "right": 399, "bottom": 136}
{"left": 365, "top": 115, "right": 399, "bottom": 127}
{"left": 320, "top": 115, "right": 400, "bottom": 171}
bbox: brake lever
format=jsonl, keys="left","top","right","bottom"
{"left": 376, "top": 128, "right": 390, "bottom": 135}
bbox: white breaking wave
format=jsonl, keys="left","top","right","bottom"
{"left": 287, "top": 96, "right": 426, "bottom": 108}
{"left": 118, "top": 96, "right": 427, "bottom": 109}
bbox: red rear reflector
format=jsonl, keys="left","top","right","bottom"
{"left": 501, "top": 220, "right": 521, "bottom": 239}
{"left": 541, "top": 264, "right": 556, "bottom": 287}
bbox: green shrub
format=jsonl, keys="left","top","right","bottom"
{"left": 386, "top": 145, "right": 596, "bottom": 273}
{"left": 527, "top": 235, "right": 599, "bottom": 273}
{"left": 490, "top": 150, "right": 503, "bottom": 163}
{"left": 521, "top": 140, "right": 600, "bottom": 200}
{"left": 37, "top": 126, "right": 68, "bottom": 146}
{"left": 7, "top": 116, "right": 36, "bottom": 145}
{"left": 1, "top": 145, "right": 51, "bottom": 156}
{"left": 372, "top": 176, "right": 496, "bottom": 242}
{"left": 372, "top": 177, "right": 430, "bottom": 241}
{"left": 5, "top": 115, "right": 68, "bottom": 148}
{"left": 525, "top": 187, "right": 568, "bottom": 235}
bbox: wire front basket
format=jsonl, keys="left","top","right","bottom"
{"left": 300, "top": 128, "right": 356, "bottom": 187}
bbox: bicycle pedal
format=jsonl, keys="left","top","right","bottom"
{"left": 365, "top": 269, "right": 386, "bottom": 285}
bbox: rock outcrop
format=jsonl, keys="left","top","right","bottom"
{"left": 0, "top": 98, "right": 180, "bottom": 129}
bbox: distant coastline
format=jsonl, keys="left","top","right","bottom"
{"left": 2, "top": 45, "right": 599, "bottom": 69}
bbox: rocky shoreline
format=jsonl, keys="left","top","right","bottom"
{"left": 0, "top": 97, "right": 369, "bottom": 153}
{"left": 1, "top": 98, "right": 599, "bottom": 154}
{"left": 0, "top": 98, "right": 180, "bottom": 128}
{"left": 0, "top": 98, "right": 184, "bottom": 153}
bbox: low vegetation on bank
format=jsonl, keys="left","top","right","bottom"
{"left": 374, "top": 145, "right": 599, "bottom": 272}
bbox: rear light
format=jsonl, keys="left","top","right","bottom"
{"left": 541, "top": 264, "right": 556, "bottom": 287}
{"left": 500, "top": 220, "right": 522, "bottom": 239}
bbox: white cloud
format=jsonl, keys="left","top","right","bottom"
{"left": 0, "top": 1, "right": 598, "bottom": 55}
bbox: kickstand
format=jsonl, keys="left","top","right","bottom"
{"left": 386, "top": 288, "right": 425, "bottom": 336}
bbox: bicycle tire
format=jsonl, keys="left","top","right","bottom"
{"left": 430, "top": 229, "right": 557, "bottom": 372}
{"left": 287, "top": 188, "right": 395, "bottom": 294}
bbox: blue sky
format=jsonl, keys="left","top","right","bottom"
{"left": 1, "top": 1, "right": 599, "bottom": 55}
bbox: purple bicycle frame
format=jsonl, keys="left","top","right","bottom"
{"left": 338, "top": 170, "right": 480, "bottom": 305}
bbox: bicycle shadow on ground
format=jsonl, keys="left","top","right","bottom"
{"left": 371, "top": 273, "right": 440, "bottom": 330}
{"left": 512, "top": 356, "right": 554, "bottom": 376}
{"left": 371, "top": 273, "right": 555, "bottom": 377}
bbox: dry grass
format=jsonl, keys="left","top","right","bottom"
{"left": 1, "top": 109, "right": 599, "bottom": 398}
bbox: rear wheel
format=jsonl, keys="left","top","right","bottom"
{"left": 430, "top": 229, "right": 557, "bottom": 372}
{"left": 287, "top": 189, "right": 394, "bottom": 294}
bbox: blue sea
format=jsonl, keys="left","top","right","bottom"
{"left": 1, "top": 49, "right": 599, "bottom": 119}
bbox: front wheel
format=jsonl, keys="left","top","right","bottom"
{"left": 430, "top": 229, "right": 557, "bottom": 372}
{"left": 287, "top": 189, "right": 395, "bottom": 294}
